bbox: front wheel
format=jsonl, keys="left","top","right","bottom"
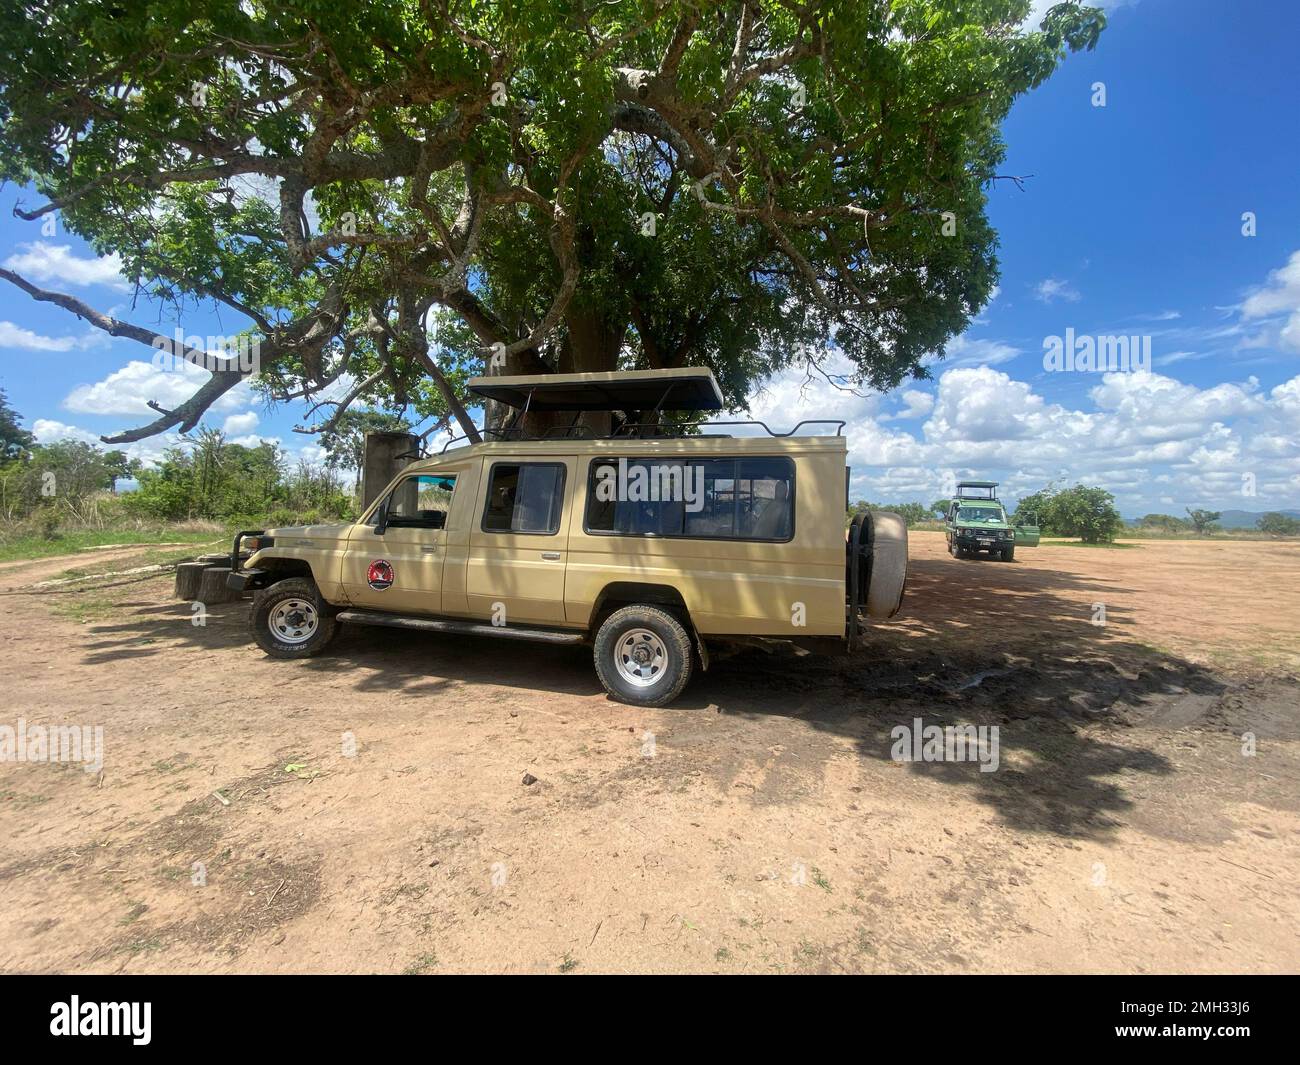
{"left": 250, "top": 578, "right": 338, "bottom": 658}
{"left": 593, "top": 605, "right": 694, "bottom": 707}
{"left": 1001, "top": 545, "right": 1015, "bottom": 562}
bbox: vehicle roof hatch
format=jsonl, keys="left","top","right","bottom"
{"left": 955, "top": 480, "right": 1000, "bottom": 499}
{"left": 466, "top": 367, "right": 724, "bottom": 413}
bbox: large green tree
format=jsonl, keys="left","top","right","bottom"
{"left": 0, "top": 0, "right": 1103, "bottom": 444}
{"left": 1016, "top": 483, "right": 1123, "bottom": 543}
{"left": 1257, "top": 512, "right": 1300, "bottom": 536}
{"left": 0, "top": 387, "right": 33, "bottom": 458}
{"left": 1185, "top": 507, "right": 1221, "bottom": 536}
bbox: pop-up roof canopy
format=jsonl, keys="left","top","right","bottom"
{"left": 466, "top": 367, "right": 724, "bottom": 413}
{"left": 955, "top": 481, "right": 999, "bottom": 500}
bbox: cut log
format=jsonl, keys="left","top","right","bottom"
{"left": 197, "top": 565, "right": 241, "bottom": 605}
{"left": 174, "top": 561, "right": 212, "bottom": 600}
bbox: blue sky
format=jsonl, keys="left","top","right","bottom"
{"left": 2, "top": 0, "right": 1298, "bottom": 516}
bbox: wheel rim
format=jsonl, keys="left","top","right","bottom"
{"left": 269, "top": 597, "right": 319, "bottom": 644}
{"left": 614, "top": 628, "right": 668, "bottom": 688}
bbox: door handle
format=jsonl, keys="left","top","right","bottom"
{"left": 541, "top": 551, "right": 561, "bottom": 561}
{"left": 421, "top": 546, "right": 439, "bottom": 553}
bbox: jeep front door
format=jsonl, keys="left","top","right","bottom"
{"left": 343, "top": 472, "right": 458, "bottom": 613}
{"left": 466, "top": 459, "right": 573, "bottom": 626}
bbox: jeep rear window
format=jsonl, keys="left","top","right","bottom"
{"left": 584, "top": 457, "right": 794, "bottom": 541}
{"left": 482, "top": 463, "right": 567, "bottom": 535}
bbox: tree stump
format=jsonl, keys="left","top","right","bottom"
{"left": 174, "top": 562, "right": 211, "bottom": 600}
{"left": 198, "top": 566, "right": 240, "bottom": 604}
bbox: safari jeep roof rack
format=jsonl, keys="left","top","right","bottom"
{"left": 433, "top": 367, "right": 844, "bottom": 453}
{"left": 955, "top": 480, "right": 999, "bottom": 500}
{"left": 467, "top": 367, "right": 725, "bottom": 414}
{"left": 436, "top": 416, "right": 846, "bottom": 453}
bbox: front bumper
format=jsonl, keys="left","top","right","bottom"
{"left": 956, "top": 534, "right": 1013, "bottom": 549}
{"left": 226, "top": 567, "right": 268, "bottom": 593}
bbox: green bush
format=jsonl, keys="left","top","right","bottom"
{"left": 124, "top": 428, "right": 354, "bottom": 523}
{"left": 846, "top": 501, "right": 932, "bottom": 528}
{"left": 1014, "top": 484, "right": 1124, "bottom": 543}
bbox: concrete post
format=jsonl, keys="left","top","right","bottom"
{"left": 362, "top": 431, "right": 419, "bottom": 511}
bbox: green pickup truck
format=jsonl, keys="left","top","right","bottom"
{"left": 943, "top": 481, "right": 1040, "bottom": 562}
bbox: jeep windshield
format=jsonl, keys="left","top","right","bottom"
{"left": 957, "top": 506, "right": 1006, "bottom": 524}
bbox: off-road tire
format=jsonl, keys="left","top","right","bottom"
{"left": 1001, "top": 545, "right": 1015, "bottom": 562}
{"left": 250, "top": 577, "right": 338, "bottom": 659}
{"left": 593, "top": 605, "right": 693, "bottom": 707}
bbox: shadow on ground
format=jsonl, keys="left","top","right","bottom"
{"left": 71, "top": 551, "right": 1270, "bottom": 842}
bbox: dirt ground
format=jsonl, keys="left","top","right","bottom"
{"left": 1, "top": 531, "right": 1297, "bottom": 974}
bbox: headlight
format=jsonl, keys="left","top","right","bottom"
{"left": 1004, "top": 529, "right": 1015, "bottom": 539}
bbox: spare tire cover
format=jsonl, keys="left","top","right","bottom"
{"left": 866, "top": 511, "right": 908, "bottom": 618}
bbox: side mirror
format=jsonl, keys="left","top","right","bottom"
{"left": 372, "top": 497, "right": 390, "bottom": 535}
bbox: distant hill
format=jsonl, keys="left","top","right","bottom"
{"left": 1124, "top": 509, "right": 1300, "bottom": 529}
{"left": 1216, "top": 509, "right": 1300, "bottom": 529}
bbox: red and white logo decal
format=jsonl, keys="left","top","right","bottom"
{"left": 366, "top": 559, "right": 394, "bottom": 590}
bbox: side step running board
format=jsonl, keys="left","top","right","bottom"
{"left": 337, "top": 609, "right": 586, "bottom": 646}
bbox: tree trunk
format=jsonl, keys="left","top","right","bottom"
{"left": 480, "top": 308, "right": 628, "bottom": 438}
{"left": 537, "top": 306, "right": 625, "bottom": 437}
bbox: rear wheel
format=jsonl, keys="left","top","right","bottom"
{"left": 593, "top": 605, "right": 693, "bottom": 707}
{"left": 251, "top": 578, "right": 338, "bottom": 658}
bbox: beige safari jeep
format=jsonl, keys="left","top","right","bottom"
{"left": 227, "top": 368, "right": 907, "bottom": 706}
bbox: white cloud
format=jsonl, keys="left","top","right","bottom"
{"left": 893, "top": 389, "right": 934, "bottom": 420}
{"left": 229, "top": 433, "right": 280, "bottom": 448}
{"left": 30, "top": 417, "right": 183, "bottom": 467}
{"left": 932, "top": 335, "right": 1020, "bottom": 369}
{"left": 927, "top": 366, "right": 1084, "bottom": 444}
{"left": 0, "top": 320, "right": 108, "bottom": 353}
{"left": 1033, "top": 278, "right": 1081, "bottom": 304}
{"left": 298, "top": 443, "right": 329, "bottom": 467}
{"left": 1088, "top": 372, "right": 1263, "bottom": 443}
{"left": 741, "top": 355, "right": 881, "bottom": 431}
{"left": 1159, "top": 350, "right": 1208, "bottom": 366}
{"left": 31, "top": 418, "right": 101, "bottom": 445}
{"left": 223, "top": 410, "right": 260, "bottom": 435}
{"left": 3, "top": 241, "right": 129, "bottom": 291}
{"left": 1022, "top": 0, "right": 1136, "bottom": 30}
{"left": 747, "top": 357, "right": 1300, "bottom": 512}
{"left": 0, "top": 321, "right": 77, "bottom": 352}
{"left": 1241, "top": 249, "right": 1300, "bottom": 352}
{"left": 64, "top": 359, "right": 252, "bottom": 417}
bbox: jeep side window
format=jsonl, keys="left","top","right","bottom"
{"left": 372, "top": 474, "right": 456, "bottom": 529}
{"left": 732, "top": 458, "right": 794, "bottom": 540}
{"left": 585, "top": 457, "right": 794, "bottom": 541}
{"left": 482, "top": 463, "right": 566, "bottom": 534}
